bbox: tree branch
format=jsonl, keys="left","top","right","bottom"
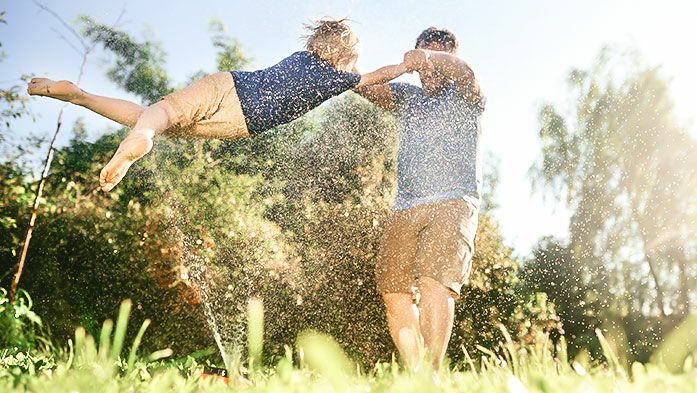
{"left": 10, "top": 5, "right": 124, "bottom": 303}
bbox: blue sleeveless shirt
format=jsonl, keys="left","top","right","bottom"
{"left": 230, "top": 51, "right": 361, "bottom": 134}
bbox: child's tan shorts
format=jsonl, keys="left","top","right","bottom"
{"left": 376, "top": 199, "right": 478, "bottom": 297}
{"left": 160, "top": 72, "right": 249, "bottom": 140}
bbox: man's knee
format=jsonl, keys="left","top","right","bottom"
{"left": 383, "top": 292, "right": 413, "bottom": 309}
{"left": 383, "top": 292, "right": 420, "bottom": 321}
{"left": 418, "top": 276, "right": 457, "bottom": 299}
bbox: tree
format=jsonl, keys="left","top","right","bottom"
{"left": 520, "top": 237, "right": 607, "bottom": 357}
{"left": 528, "top": 46, "right": 697, "bottom": 358}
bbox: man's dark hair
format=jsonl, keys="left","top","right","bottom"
{"left": 415, "top": 27, "right": 458, "bottom": 53}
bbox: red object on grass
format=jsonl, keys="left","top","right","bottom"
{"left": 202, "top": 366, "right": 230, "bottom": 384}
{"left": 201, "top": 373, "right": 230, "bottom": 384}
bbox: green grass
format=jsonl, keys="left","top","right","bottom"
{"left": 2, "top": 299, "right": 697, "bottom": 393}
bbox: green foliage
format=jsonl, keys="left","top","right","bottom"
{"left": 208, "top": 17, "right": 250, "bottom": 72}
{"left": 521, "top": 237, "right": 607, "bottom": 357}
{"left": 76, "top": 16, "right": 173, "bottom": 104}
{"left": 0, "top": 81, "right": 32, "bottom": 137}
{"left": 0, "top": 161, "right": 33, "bottom": 256}
{"left": 0, "top": 350, "right": 56, "bottom": 388}
{"left": 451, "top": 215, "right": 563, "bottom": 364}
{"left": 0, "top": 288, "right": 51, "bottom": 353}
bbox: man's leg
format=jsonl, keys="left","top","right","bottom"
{"left": 376, "top": 207, "right": 425, "bottom": 368}
{"left": 382, "top": 292, "right": 422, "bottom": 368}
{"left": 99, "top": 101, "right": 177, "bottom": 191}
{"left": 414, "top": 199, "right": 478, "bottom": 371}
{"left": 417, "top": 276, "right": 456, "bottom": 370}
{"left": 27, "top": 78, "right": 144, "bottom": 127}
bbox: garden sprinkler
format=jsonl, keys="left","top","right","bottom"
{"left": 201, "top": 366, "right": 252, "bottom": 386}
{"left": 201, "top": 365, "right": 230, "bottom": 384}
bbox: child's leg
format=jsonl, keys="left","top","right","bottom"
{"left": 99, "top": 101, "right": 178, "bottom": 192}
{"left": 99, "top": 71, "right": 248, "bottom": 191}
{"left": 28, "top": 78, "right": 144, "bottom": 127}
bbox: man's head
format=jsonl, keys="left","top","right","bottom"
{"left": 414, "top": 27, "right": 458, "bottom": 95}
{"left": 304, "top": 18, "right": 360, "bottom": 72}
{"left": 415, "top": 27, "right": 458, "bottom": 53}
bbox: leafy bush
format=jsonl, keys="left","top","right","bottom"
{"left": 0, "top": 288, "right": 51, "bottom": 353}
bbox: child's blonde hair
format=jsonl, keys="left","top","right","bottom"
{"left": 303, "top": 17, "right": 359, "bottom": 69}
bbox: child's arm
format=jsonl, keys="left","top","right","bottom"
{"left": 355, "top": 63, "right": 408, "bottom": 88}
{"left": 352, "top": 63, "right": 407, "bottom": 111}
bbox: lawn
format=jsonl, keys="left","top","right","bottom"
{"left": 2, "top": 299, "right": 696, "bottom": 393}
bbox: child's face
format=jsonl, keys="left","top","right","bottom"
{"left": 336, "top": 56, "right": 358, "bottom": 72}
{"left": 337, "top": 33, "right": 359, "bottom": 71}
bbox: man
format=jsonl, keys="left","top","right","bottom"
{"left": 355, "top": 27, "right": 484, "bottom": 370}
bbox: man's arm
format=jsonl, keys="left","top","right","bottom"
{"left": 404, "top": 49, "right": 483, "bottom": 102}
{"left": 352, "top": 63, "right": 407, "bottom": 111}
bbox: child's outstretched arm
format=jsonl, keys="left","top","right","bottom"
{"left": 355, "top": 63, "right": 408, "bottom": 88}
{"left": 352, "top": 63, "right": 407, "bottom": 111}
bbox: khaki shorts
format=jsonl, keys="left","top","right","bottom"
{"left": 376, "top": 199, "right": 478, "bottom": 296}
{"left": 160, "top": 72, "right": 250, "bottom": 140}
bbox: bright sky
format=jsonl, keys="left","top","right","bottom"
{"left": 2, "top": 0, "right": 696, "bottom": 257}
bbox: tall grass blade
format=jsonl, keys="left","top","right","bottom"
{"left": 74, "top": 327, "right": 85, "bottom": 363}
{"left": 595, "top": 328, "right": 625, "bottom": 377}
{"left": 84, "top": 333, "right": 97, "bottom": 363}
{"left": 476, "top": 344, "right": 497, "bottom": 359}
{"left": 247, "top": 297, "right": 264, "bottom": 372}
{"left": 297, "top": 331, "right": 354, "bottom": 390}
{"left": 110, "top": 299, "right": 132, "bottom": 360}
{"left": 557, "top": 336, "right": 568, "bottom": 365}
{"left": 98, "top": 319, "right": 113, "bottom": 361}
{"left": 462, "top": 345, "right": 478, "bottom": 378}
{"left": 499, "top": 324, "right": 519, "bottom": 376}
{"left": 127, "top": 318, "right": 151, "bottom": 370}
{"left": 66, "top": 338, "right": 74, "bottom": 369}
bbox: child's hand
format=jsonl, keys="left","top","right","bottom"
{"left": 403, "top": 49, "right": 433, "bottom": 73}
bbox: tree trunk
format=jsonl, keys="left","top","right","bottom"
{"left": 673, "top": 248, "right": 691, "bottom": 313}
{"left": 10, "top": 112, "right": 65, "bottom": 303}
{"left": 644, "top": 255, "right": 667, "bottom": 317}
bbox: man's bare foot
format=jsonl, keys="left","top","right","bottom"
{"left": 27, "top": 78, "right": 83, "bottom": 102}
{"left": 99, "top": 131, "right": 154, "bottom": 192}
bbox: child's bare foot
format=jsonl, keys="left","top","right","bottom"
{"left": 99, "top": 131, "right": 154, "bottom": 192}
{"left": 27, "top": 78, "right": 83, "bottom": 102}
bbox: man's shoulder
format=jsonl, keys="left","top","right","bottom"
{"left": 388, "top": 82, "right": 423, "bottom": 107}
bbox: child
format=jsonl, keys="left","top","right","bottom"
{"left": 28, "top": 18, "right": 408, "bottom": 192}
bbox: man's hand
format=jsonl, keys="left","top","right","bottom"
{"left": 403, "top": 49, "right": 434, "bottom": 73}
{"left": 412, "top": 49, "right": 483, "bottom": 103}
